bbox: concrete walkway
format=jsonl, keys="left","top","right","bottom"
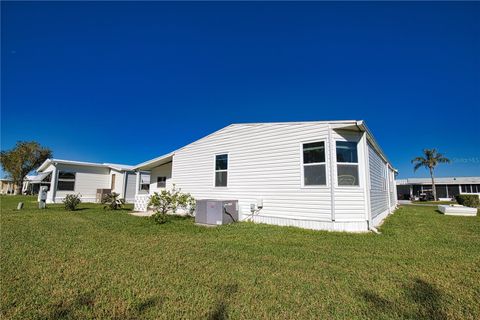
{"left": 129, "top": 210, "right": 154, "bottom": 217}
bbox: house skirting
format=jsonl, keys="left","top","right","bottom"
{"left": 251, "top": 215, "right": 370, "bottom": 232}
{"left": 371, "top": 204, "right": 397, "bottom": 228}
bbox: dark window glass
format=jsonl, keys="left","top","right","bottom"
{"left": 157, "top": 176, "right": 166, "bottom": 188}
{"left": 413, "top": 185, "right": 422, "bottom": 196}
{"left": 336, "top": 141, "right": 358, "bottom": 163}
{"left": 447, "top": 185, "right": 460, "bottom": 197}
{"left": 215, "top": 171, "right": 227, "bottom": 187}
{"left": 140, "top": 184, "right": 149, "bottom": 191}
{"left": 304, "top": 164, "right": 326, "bottom": 186}
{"left": 57, "top": 181, "right": 75, "bottom": 191}
{"left": 337, "top": 165, "right": 359, "bottom": 186}
{"left": 58, "top": 172, "right": 75, "bottom": 180}
{"left": 215, "top": 154, "right": 228, "bottom": 170}
{"left": 436, "top": 185, "right": 448, "bottom": 198}
{"left": 303, "top": 142, "right": 325, "bottom": 164}
{"left": 461, "top": 184, "right": 470, "bottom": 193}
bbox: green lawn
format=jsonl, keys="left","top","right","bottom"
{"left": 1, "top": 196, "right": 479, "bottom": 319}
{"left": 412, "top": 201, "right": 457, "bottom": 205}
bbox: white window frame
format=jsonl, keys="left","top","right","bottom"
{"left": 301, "top": 140, "right": 328, "bottom": 188}
{"left": 214, "top": 153, "right": 229, "bottom": 188}
{"left": 335, "top": 140, "right": 361, "bottom": 188}
{"left": 57, "top": 171, "right": 76, "bottom": 191}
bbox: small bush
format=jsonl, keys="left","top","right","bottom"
{"left": 149, "top": 185, "right": 195, "bottom": 216}
{"left": 63, "top": 194, "right": 81, "bottom": 211}
{"left": 101, "top": 192, "right": 125, "bottom": 210}
{"left": 455, "top": 194, "right": 480, "bottom": 208}
{"left": 151, "top": 211, "right": 168, "bottom": 224}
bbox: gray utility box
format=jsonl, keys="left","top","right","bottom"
{"left": 195, "top": 200, "right": 239, "bottom": 226}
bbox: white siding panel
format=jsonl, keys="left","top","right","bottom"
{"left": 55, "top": 164, "right": 110, "bottom": 202}
{"left": 172, "top": 123, "right": 333, "bottom": 221}
{"left": 331, "top": 130, "right": 367, "bottom": 221}
{"left": 149, "top": 162, "right": 173, "bottom": 194}
{"left": 368, "top": 142, "right": 390, "bottom": 219}
{"left": 110, "top": 169, "right": 125, "bottom": 196}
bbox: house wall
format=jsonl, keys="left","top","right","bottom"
{"left": 331, "top": 129, "right": 367, "bottom": 223}
{"left": 149, "top": 162, "right": 173, "bottom": 194}
{"left": 110, "top": 169, "right": 125, "bottom": 196}
{"left": 54, "top": 164, "right": 111, "bottom": 202}
{"left": 170, "top": 123, "right": 371, "bottom": 231}
{"left": 367, "top": 142, "right": 396, "bottom": 227}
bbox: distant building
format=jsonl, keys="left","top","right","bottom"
{"left": 0, "top": 178, "right": 14, "bottom": 194}
{"left": 396, "top": 177, "right": 480, "bottom": 200}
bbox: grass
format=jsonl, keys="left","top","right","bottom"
{"left": 412, "top": 200, "right": 457, "bottom": 205}
{"left": 1, "top": 196, "right": 479, "bottom": 319}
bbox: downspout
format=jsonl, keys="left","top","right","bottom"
{"left": 135, "top": 170, "right": 141, "bottom": 197}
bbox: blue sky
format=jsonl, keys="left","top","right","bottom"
{"left": 1, "top": 2, "right": 479, "bottom": 179}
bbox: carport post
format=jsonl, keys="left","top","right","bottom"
{"left": 135, "top": 171, "right": 141, "bottom": 196}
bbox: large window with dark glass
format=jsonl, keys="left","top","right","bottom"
{"left": 302, "top": 142, "right": 326, "bottom": 186}
{"left": 336, "top": 141, "right": 359, "bottom": 186}
{"left": 57, "top": 171, "right": 75, "bottom": 191}
{"left": 215, "top": 154, "right": 228, "bottom": 187}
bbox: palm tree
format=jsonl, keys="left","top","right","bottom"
{"left": 411, "top": 149, "right": 450, "bottom": 201}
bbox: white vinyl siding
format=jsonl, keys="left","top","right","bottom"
{"left": 368, "top": 142, "right": 390, "bottom": 219}
{"left": 172, "top": 123, "right": 335, "bottom": 222}
{"left": 149, "top": 162, "right": 173, "bottom": 194}
{"left": 331, "top": 130, "right": 367, "bottom": 222}
{"left": 110, "top": 169, "right": 125, "bottom": 196}
{"left": 55, "top": 164, "right": 110, "bottom": 202}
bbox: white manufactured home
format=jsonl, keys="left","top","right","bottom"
{"left": 34, "top": 159, "right": 149, "bottom": 204}
{"left": 134, "top": 120, "right": 397, "bottom": 232}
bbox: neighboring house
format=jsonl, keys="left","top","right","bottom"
{"left": 22, "top": 173, "right": 52, "bottom": 195}
{"left": 34, "top": 159, "right": 150, "bottom": 203}
{"left": 0, "top": 178, "right": 15, "bottom": 194}
{"left": 133, "top": 120, "right": 397, "bottom": 232}
{"left": 396, "top": 177, "right": 480, "bottom": 201}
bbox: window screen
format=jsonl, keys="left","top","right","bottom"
{"left": 336, "top": 141, "right": 359, "bottom": 186}
{"left": 302, "top": 142, "right": 326, "bottom": 186}
{"left": 215, "top": 154, "right": 228, "bottom": 187}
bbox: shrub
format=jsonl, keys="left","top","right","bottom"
{"left": 101, "top": 192, "right": 125, "bottom": 210}
{"left": 455, "top": 194, "right": 480, "bottom": 208}
{"left": 151, "top": 211, "right": 168, "bottom": 224}
{"left": 148, "top": 185, "right": 196, "bottom": 223}
{"left": 63, "top": 194, "right": 81, "bottom": 211}
{"left": 178, "top": 193, "right": 196, "bottom": 216}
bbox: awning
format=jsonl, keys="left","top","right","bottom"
{"left": 27, "top": 172, "right": 51, "bottom": 184}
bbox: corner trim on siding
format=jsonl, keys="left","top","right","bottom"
{"left": 328, "top": 125, "right": 336, "bottom": 221}
{"left": 361, "top": 132, "right": 372, "bottom": 224}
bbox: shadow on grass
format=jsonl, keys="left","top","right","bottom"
{"left": 49, "top": 291, "right": 95, "bottom": 319}
{"left": 361, "top": 278, "right": 447, "bottom": 320}
{"left": 48, "top": 292, "right": 163, "bottom": 319}
{"left": 208, "top": 283, "right": 239, "bottom": 320}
